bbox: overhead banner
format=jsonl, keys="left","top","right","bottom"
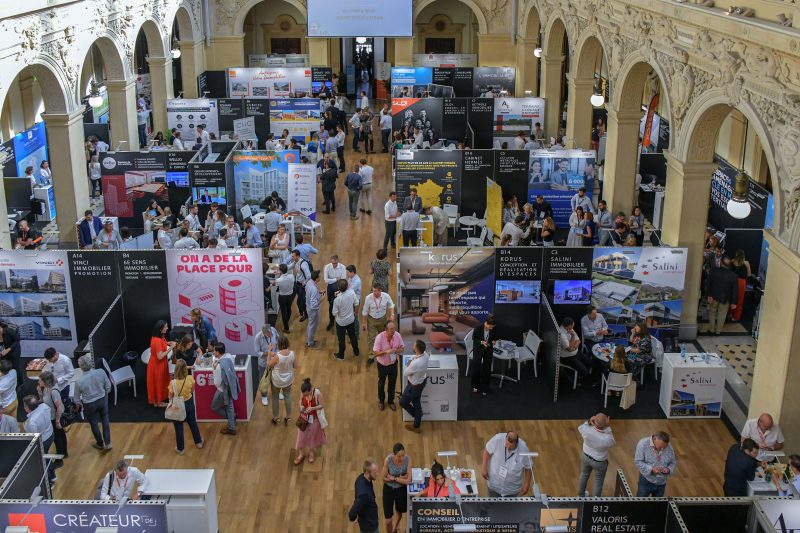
{"left": 391, "top": 67, "right": 516, "bottom": 98}
{"left": 268, "top": 98, "right": 321, "bottom": 142}
{"left": 227, "top": 67, "right": 313, "bottom": 98}
{"left": 232, "top": 150, "right": 301, "bottom": 215}
{"left": 249, "top": 54, "right": 309, "bottom": 67}
{"left": 394, "top": 149, "right": 461, "bottom": 209}
{"left": 166, "top": 98, "right": 220, "bottom": 144}
{"left": 0, "top": 251, "right": 77, "bottom": 357}
{"left": 528, "top": 149, "right": 596, "bottom": 226}
{"left": 287, "top": 162, "right": 317, "bottom": 220}
{"left": 165, "top": 249, "right": 265, "bottom": 355}
{"left": 493, "top": 97, "right": 545, "bottom": 147}
{"left": 413, "top": 54, "right": 478, "bottom": 67}
{"left": 100, "top": 151, "right": 169, "bottom": 228}
{"left": 0, "top": 501, "right": 168, "bottom": 533}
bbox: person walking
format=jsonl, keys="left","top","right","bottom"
{"left": 332, "top": 279, "right": 359, "bottom": 361}
{"left": 399, "top": 340, "right": 429, "bottom": 433}
{"left": 335, "top": 125, "right": 346, "bottom": 173}
{"left": 369, "top": 249, "right": 391, "bottom": 293}
{"left": 470, "top": 315, "right": 497, "bottom": 395}
{"left": 383, "top": 191, "right": 399, "bottom": 251}
{"left": 577, "top": 413, "right": 616, "bottom": 497}
{"left": 345, "top": 165, "right": 363, "bottom": 220}
{"left": 288, "top": 250, "right": 311, "bottom": 322}
{"left": 380, "top": 106, "right": 392, "bottom": 152}
{"left": 358, "top": 158, "right": 374, "bottom": 215}
{"left": 73, "top": 355, "right": 112, "bottom": 451}
{"left": 324, "top": 255, "right": 347, "bottom": 330}
{"left": 211, "top": 343, "right": 240, "bottom": 435}
{"left": 382, "top": 443, "right": 412, "bottom": 533}
{"left": 294, "top": 377, "right": 327, "bottom": 465}
{"left": 37, "top": 371, "right": 66, "bottom": 466}
{"left": 254, "top": 323, "right": 279, "bottom": 406}
{"left": 168, "top": 360, "right": 204, "bottom": 455}
{"left": 268, "top": 335, "right": 296, "bottom": 426}
{"left": 363, "top": 284, "right": 396, "bottom": 367}
{"left": 372, "top": 321, "right": 404, "bottom": 411}
{"left": 349, "top": 111, "right": 362, "bottom": 152}
{"left": 305, "top": 270, "right": 322, "bottom": 348}
{"left": 349, "top": 460, "right": 380, "bottom": 533}
{"left": 482, "top": 431, "right": 533, "bottom": 497}
{"left": 634, "top": 431, "right": 676, "bottom": 497}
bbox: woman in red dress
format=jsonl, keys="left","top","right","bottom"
{"left": 147, "top": 320, "right": 174, "bottom": 407}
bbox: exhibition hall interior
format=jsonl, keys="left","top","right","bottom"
{"left": 1, "top": 0, "right": 800, "bottom": 531}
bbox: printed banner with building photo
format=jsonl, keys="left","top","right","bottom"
{"left": 0, "top": 251, "right": 76, "bottom": 357}
{"left": 528, "top": 149, "right": 596, "bottom": 226}
{"left": 100, "top": 152, "right": 170, "bottom": 228}
{"left": 227, "top": 68, "right": 313, "bottom": 98}
{"left": 492, "top": 97, "right": 545, "bottom": 147}
{"left": 268, "top": 98, "right": 321, "bottom": 142}
{"left": 398, "top": 248, "right": 494, "bottom": 355}
{"left": 591, "top": 247, "right": 687, "bottom": 329}
{"left": 232, "top": 150, "right": 301, "bottom": 215}
{"left": 493, "top": 247, "right": 543, "bottom": 343}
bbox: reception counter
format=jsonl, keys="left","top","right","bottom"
{"left": 193, "top": 354, "right": 255, "bottom": 422}
{"left": 141, "top": 469, "right": 218, "bottom": 533}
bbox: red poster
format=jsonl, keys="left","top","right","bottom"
{"left": 642, "top": 93, "right": 659, "bottom": 149}
{"left": 101, "top": 175, "right": 133, "bottom": 217}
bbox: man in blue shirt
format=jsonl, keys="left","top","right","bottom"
{"left": 78, "top": 210, "right": 103, "bottom": 249}
{"left": 344, "top": 166, "right": 363, "bottom": 220}
{"left": 191, "top": 308, "right": 217, "bottom": 350}
{"left": 293, "top": 234, "right": 318, "bottom": 266}
{"left": 264, "top": 204, "right": 283, "bottom": 245}
{"left": 242, "top": 217, "right": 262, "bottom": 247}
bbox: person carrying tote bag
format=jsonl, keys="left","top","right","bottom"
{"left": 166, "top": 360, "right": 204, "bottom": 455}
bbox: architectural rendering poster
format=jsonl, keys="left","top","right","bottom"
{"left": 268, "top": 98, "right": 321, "bottom": 142}
{"left": 227, "top": 67, "right": 313, "bottom": 98}
{"left": 165, "top": 249, "right": 264, "bottom": 355}
{"left": 493, "top": 97, "right": 545, "bottom": 147}
{"left": 394, "top": 148, "right": 461, "bottom": 209}
{"left": 232, "top": 150, "right": 301, "bottom": 214}
{"left": 0, "top": 251, "right": 76, "bottom": 357}
{"left": 287, "top": 163, "right": 317, "bottom": 220}
{"left": 100, "top": 151, "right": 169, "bottom": 229}
{"left": 166, "top": 98, "right": 220, "bottom": 142}
{"left": 591, "top": 247, "right": 687, "bottom": 329}
{"left": 528, "top": 149, "right": 596, "bottom": 226}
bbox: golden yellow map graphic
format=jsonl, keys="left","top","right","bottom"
{"left": 414, "top": 178, "right": 444, "bottom": 208}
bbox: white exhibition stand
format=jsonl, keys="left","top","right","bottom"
{"left": 659, "top": 352, "right": 726, "bottom": 419}
{"left": 142, "top": 469, "right": 218, "bottom": 533}
{"left": 401, "top": 353, "right": 458, "bottom": 422}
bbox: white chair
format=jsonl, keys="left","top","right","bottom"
{"left": 640, "top": 335, "right": 662, "bottom": 384}
{"left": 602, "top": 372, "right": 633, "bottom": 408}
{"left": 101, "top": 358, "right": 137, "bottom": 406}
{"left": 515, "top": 330, "right": 540, "bottom": 379}
{"left": 463, "top": 328, "right": 474, "bottom": 377}
{"left": 443, "top": 204, "right": 459, "bottom": 237}
{"left": 298, "top": 214, "right": 323, "bottom": 242}
{"left": 559, "top": 363, "right": 578, "bottom": 390}
{"left": 461, "top": 212, "right": 477, "bottom": 239}
{"left": 241, "top": 204, "right": 253, "bottom": 220}
{"left": 466, "top": 227, "right": 488, "bottom": 247}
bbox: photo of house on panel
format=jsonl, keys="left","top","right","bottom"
{"left": 398, "top": 248, "right": 494, "bottom": 354}
{"left": 553, "top": 280, "right": 591, "bottom": 305}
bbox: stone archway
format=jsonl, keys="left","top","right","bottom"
{"left": 540, "top": 17, "right": 567, "bottom": 138}
{"left": 0, "top": 60, "right": 72, "bottom": 139}
{"left": 413, "top": 0, "right": 488, "bottom": 36}
{"left": 566, "top": 32, "right": 607, "bottom": 149}
{"left": 517, "top": 4, "right": 541, "bottom": 97}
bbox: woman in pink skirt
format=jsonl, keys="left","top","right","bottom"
{"left": 294, "top": 378, "right": 328, "bottom": 465}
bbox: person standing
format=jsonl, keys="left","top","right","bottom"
{"left": 706, "top": 257, "right": 739, "bottom": 335}
{"left": 723, "top": 438, "right": 760, "bottom": 496}
{"left": 73, "top": 355, "right": 112, "bottom": 451}
{"left": 0, "top": 323, "right": 21, "bottom": 388}
{"left": 399, "top": 204, "right": 420, "bottom": 247}
{"left": 211, "top": 343, "right": 240, "bottom": 435}
{"left": 268, "top": 335, "right": 296, "bottom": 426}
{"left": 349, "top": 460, "right": 380, "bottom": 533}
{"left": 294, "top": 377, "right": 328, "bottom": 465}
{"left": 429, "top": 205, "right": 449, "bottom": 246}
{"left": 320, "top": 158, "right": 338, "bottom": 214}
{"left": 0, "top": 360, "right": 17, "bottom": 417}
{"left": 22, "top": 395, "right": 55, "bottom": 483}
{"left": 79, "top": 210, "right": 103, "bottom": 248}
{"left": 305, "top": 270, "right": 322, "bottom": 348}
{"left": 288, "top": 250, "right": 311, "bottom": 323}
{"left": 147, "top": 321, "right": 174, "bottom": 408}
{"left": 399, "top": 340, "right": 429, "bottom": 433}
{"left": 264, "top": 204, "right": 283, "bottom": 246}
{"left": 254, "top": 323, "right": 279, "bottom": 405}
{"left": 168, "top": 360, "right": 204, "bottom": 455}
{"left": 332, "top": 279, "right": 359, "bottom": 361}
{"left": 382, "top": 443, "right": 412, "bottom": 533}
{"left": 380, "top": 106, "right": 392, "bottom": 152}
{"left": 43, "top": 348, "right": 74, "bottom": 408}
{"left": 482, "top": 431, "right": 533, "bottom": 497}
{"left": 346, "top": 265, "right": 363, "bottom": 337}
{"left": 335, "top": 125, "right": 346, "bottom": 173}
{"left": 634, "top": 431, "right": 676, "bottom": 497}
{"left": 36, "top": 371, "right": 66, "bottom": 465}
{"left": 98, "top": 460, "right": 149, "bottom": 502}
{"left": 95, "top": 220, "right": 123, "bottom": 249}
{"left": 324, "top": 255, "right": 347, "bottom": 331}
{"left": 577, "top": 413, "right": 616, "bottom": 497}
{"left": 383, "top": 191, "right": 399, "bottom": 251}
{"left": 345, "top": 165, "right": 363, "bottom": 220}
{"left": 403, "top": 187, "right": 423, "bottom": 213}
{"left": 136, "top": 106, "right": 150, "bottom": 148}
{"left": 471, "top": 315, "right": 497, "bottom": 396}
{"left": 363, "top": 285, "right": 396, "bottom": 367}
{"left": 274, "top": 264, "right": 295, "bottom": 334}
{"left": 372, "top": 321, "right": 404, "bottom": 411}
{"left": 190, "top": 308, "right": 217, "bottom": 352}
{"left": 369, "top": 249, "right": 391, "bottom": 293}
{"left": 349, "top": 111, "right": 362, "bottom": 152}
{"left": 358, "top": 158, "right": 374, "bottom": 215}
{"left": 629, "top": 206, "right": 645, "bottom": 246}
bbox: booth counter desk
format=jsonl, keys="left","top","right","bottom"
{"left": 193, "top": 354, "right": 255, "bottom": 422}
{"left": 141, "top": 469, "right": 218, "bottom": 533}
{"left": 659, "top": 352, "right": 726, "bottom": 419}
{"left": 401, "top": 353, "right": 458, "bottom": 422}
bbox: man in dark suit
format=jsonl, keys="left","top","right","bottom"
{"left": 706, "top": 257, "right": 738, "bottom": 335}
{"left": 723, "top": 439, "right": 760, "bottom": 496}
{"left": 0, "top": 322, "right": 22, "bottom": 387}
{"left": 470, "top": 315, "right": 497, "bottom": 395}
{"left": 78, "top": 210, "right": 103, "bottom": 249}
{"left": 402, "top": 187, "right": 423, "bottom": 213}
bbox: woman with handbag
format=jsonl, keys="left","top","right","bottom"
{"left": 294, "top": 377, "right": 327, "bottom": 465}
{"left": 37, "top": 371, "right": 66, "bottom": 466}
{"left": 166, "top": 360, "right": 204, "bottom": 455}
{"left": 268, "top": 335, "right": 296, "bottom": 426}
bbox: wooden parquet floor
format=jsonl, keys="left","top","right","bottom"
{"left": 52, "top": 139, "right": 736, "bottom": 532}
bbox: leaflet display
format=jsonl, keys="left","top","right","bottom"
{"left": 308, "top": 0, "right": 412, "bottom": 37}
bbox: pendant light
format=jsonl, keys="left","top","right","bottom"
{"left": 87, "top": 80, "right": 103, "bottom": 108}
{"left": 589, "top": 50, "right": 605, "bottom": 107}
{"left": 726, "top": 122, "right": 751, "bottom": 219}
{"left": 533, "top": 32, "right": 542, "bottom": 58}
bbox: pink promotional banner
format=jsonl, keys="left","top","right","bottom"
{"left": 165, "top": 249, "right": 264, "bottom": 355}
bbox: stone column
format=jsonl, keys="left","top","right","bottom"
{"left": 393, "top": 38, "right": 414, "bottom": 66}
{"left": 308, "top": 38, "right": 330, "bottom": 67}
{"left": 749, "top": 233, "right": 800, "bottom": 445}
{"left": 178, "top": 39, "right": 206, "bottom": 98}
{"left": 659, "top": 154, "right": 718, "bottom": 337}
{"left": 515, "top": 38, "right": 538, "bottom": 97}
{"left": 207, "top": 35, "right": 244, "bottom": 69}
{"left": 105, "top": 79, "right": 139, "bottom": 150}
{"left": 147, "top": 56, "right": 175, "bottom": 135}
{"left": 602, "top": 107, "right": 642, "bottom": 216}
{"left": 18, "top": 75, "right": 38, "bottom": 129}
{"left": 41, "top": 110, "right": 91, "bottom": 247}
{"left": 565, "top": 75, "right": 594, "bottom": 149}
{"left": 540, "top": 55, "right": 563, "bottom": 139}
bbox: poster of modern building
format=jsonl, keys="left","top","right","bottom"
{"left": 232, "top": 150, "right": 299, "bottom": 213}
{"left": 495, "top": 280, "right": 541, "bottom": 304}
{"left": 553, "top": 280, "right": 591, "bottom": 305}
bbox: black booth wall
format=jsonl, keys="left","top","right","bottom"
{"left": 676, "top": 501, "right": 752, "bottom": 533}
{"left": 67, "top": 251, "right": 120, "bottom": 341}
{"left": 117, "top": 250, "right": 170, "bottom": 353}
{"left": 198, "top": 70, "right": 228, "bottom": 98}
{"left": 493, "top": 247, "right": 542, "bottom": 344}
{"left": 543, "top": 247, "right": 595, "bottom": 325}
{"left": 460, "top": 150, "right": 492, "bottom": 219}
{"left": 494, "top": 150, "right": 529, "bottom": 206}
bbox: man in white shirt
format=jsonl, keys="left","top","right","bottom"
{"left": 513, "top": 131, "right": 527, "bottom": 150}
{"left": 571, "top": 187, "right": 594, "bottom": 214}
{"left": 741, "top": 413, "right": 784, "bottom": 460}
{"left": 264, "top": 204, "right": 283, "bottom": 244}
{"left": 380, "top": 106, "right": 392, "bottom": 152}
{"left": 580, "top": 305, "right": 610, "bottom": 350}
{"left": 196, "top": 124, "right": 210, "bottom": 145}
{"left": 482, "top": 431, "right": 533, "bottom": 497}
{"left": 501, "top": 215, "right": 532, "bottom": 246}
{"left": 94, "top": 137, "right": 110, "bottom": 153}
{"left": 559, "top": 317, "right": 591, "bottom": 380}
{"left": 399, "top": 205, "right": 421, "bottom": 247}
{"left": 157, "top": 220, "right": 174, "bottom": 249}
{"left": 399, "top": 339, "right": 429, "bottom": 432}
{"left": 273, "top": 264, "right": 296, "bottom": 333}
{"left": 43, "top": 347, "right": 74, "bottom": 401}
{"left": 172, "top": 131, "right": 185, "bottom": 150}
{"left": 332, "top": 279, "right": 359, "bottom": 361}
{"left": 99, "top": 459, "right": 149, "bottom": 502}
{"left": 184, "top": 205, "right": 202, "bottom": 232}
{"left": 264, "top": 133, "right": 277, "bottom": 151}
{"left": 174, "top": 228, "right": 200, "bottom": 249}
{"left": 362, "top": 285, "right": 395, "bottom": 366}
{"left": 22, "top": 395, "right": 55, "bottom": 482}
{"left": 523, "top": 138, "right": 540, "bottom": 151}
{"left": 324, "top": 255, "right": 347, "bottom": 330}
{"left": 383, "top": 191, "right": 399, "bottom": 250}
{"left": 335, "top": 126, "right": 346, "bottom": 172}
{"left": 358, "top": 158, "right": 374, "bottom": 215}
{"left": 578, "top": 413, "right": 616, "bottom": 496}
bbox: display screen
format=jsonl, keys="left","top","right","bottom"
{"left": 166, "top": 171, "right": 189, "bottom": 187}
{"left": 307, "top": 0, "right": 412, "bottom": 37}
{"left": 495, "top": 280, "right": 540, "bottom": 304}
{"left": 553, "top": 280, "right": 591, "bottom": 305}
{"left": 192, "top": 187, "right": 227, "bottom": 205}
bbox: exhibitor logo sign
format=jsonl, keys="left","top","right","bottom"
{"left": 102, "top": 156, "right": 116, "bottom": 170}
{"left": 8, "top": 513, "right": 46, "bottom": 533}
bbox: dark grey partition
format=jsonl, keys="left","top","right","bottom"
{"left": 0, "top": 434, "right": 50, "bottom": 501}
{"left": 541, "top": 295, "right": 560, "bottom": 401}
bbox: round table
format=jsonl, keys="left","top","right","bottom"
{"left": 141, "top": 347, "right": 176, "bottom": 374}
{"left": 491, "top": 340, "right": 519, "bottom": 388}
{"left": 591, "top": 342, "right": 629, "bottom": 363}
